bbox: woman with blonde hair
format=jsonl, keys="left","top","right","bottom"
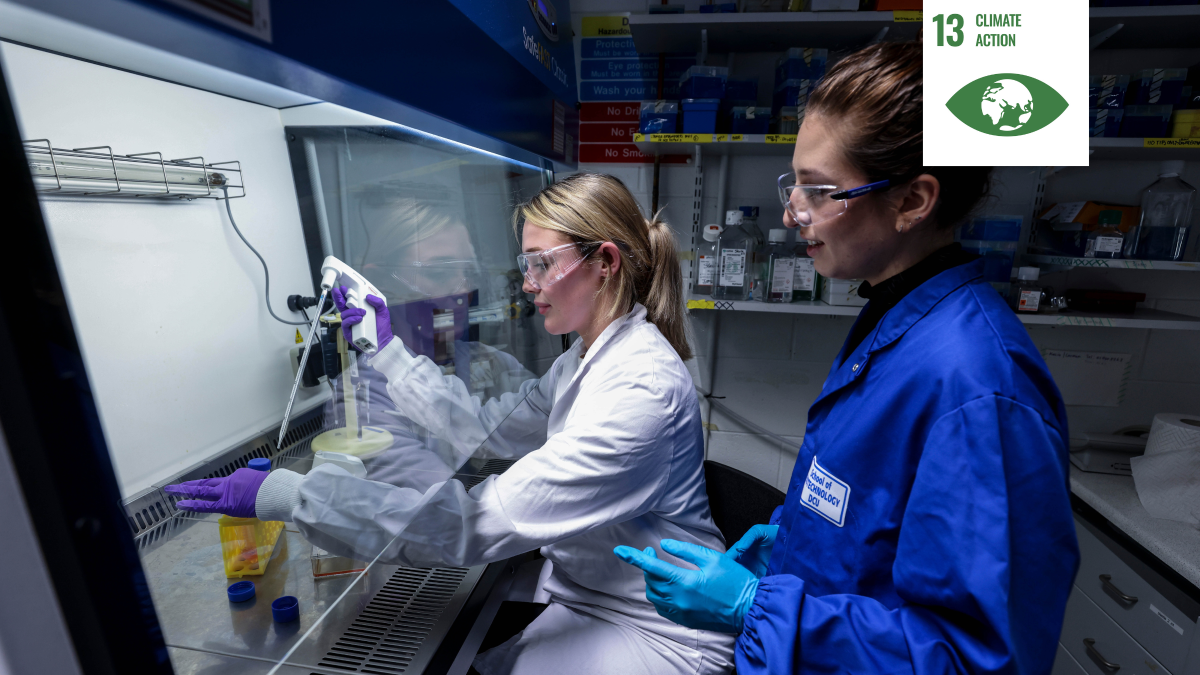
{"left": 168, "top": 173, "right": 735, "bottom": 674}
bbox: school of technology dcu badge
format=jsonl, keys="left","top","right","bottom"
{"left": 924, "top": 1, "right": 1088, "bottom": 166}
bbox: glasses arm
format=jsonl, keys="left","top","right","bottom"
{"left": 830, "top": 179, "right": 892, "bottom": 201}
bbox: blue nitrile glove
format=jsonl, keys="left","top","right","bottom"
{"left": 164, "top": 468, "right": 269, "bottom": 518}
{"left": 727, "top": 524, "right": 779, "bottom": 579}
{"left": 332, "top": 286, "right": 393, "bottom": 352}
{"left": 614, "top": 539, "right": 759, "bottom": 634}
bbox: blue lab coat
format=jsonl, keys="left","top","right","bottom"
{"left": 736, "top": 259, "right": 1079, "bottom": 675}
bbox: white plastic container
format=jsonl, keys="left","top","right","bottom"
{"left": 821, "top": 278, "right": 867, "bottom": 307}
{"left": 1011, "top": 267, "right": 1043, "bottom": 312}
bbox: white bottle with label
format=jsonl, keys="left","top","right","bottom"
{"left": 1084, "top": 209, "right": 1125, "bottom": 259}
{"left": 1011, "top": 267, "right": 1043, "bottom": 312}
{"left": 757, "top": 229, "right": 796, "bottom": 302}
{"left": 713, "top": 214, "right": 751, "bottom": 301}
{"left": 693, "top": 224, "right": 722, "bottom": 296}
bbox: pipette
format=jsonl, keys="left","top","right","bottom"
{"left": 276, "top": 257, "right": 386, "bottom": 450}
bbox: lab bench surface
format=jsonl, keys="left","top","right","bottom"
{"left": 1070, "top": 465, "right": 1200, "bottom": 591}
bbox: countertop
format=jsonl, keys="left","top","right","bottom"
{"left": 1069, "top": 465, "right": 1200, "bottom": 590}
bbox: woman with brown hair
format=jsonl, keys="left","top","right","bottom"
{"left": 616, "top": 40, "right": 1079, "bottom": 674}
{"left": 170, "top": 173, "right": 735, "bottom": 674}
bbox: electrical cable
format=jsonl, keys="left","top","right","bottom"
{"left": 222, "top": 188, "right": 309, "bottom": 326}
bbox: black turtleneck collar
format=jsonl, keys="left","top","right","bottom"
{"left": 840, "top": 243, "right": 978, "bottom": 365}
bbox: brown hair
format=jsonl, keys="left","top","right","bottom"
{"left": 514, "top": 173, "right": 692, "bottom": 361}
{"left": 807, "top": 41, "right": 991, "bottom": 229}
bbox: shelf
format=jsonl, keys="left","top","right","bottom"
{"left": 1090, "top": 6, "right": 1200, "bottom": 49}
{"left": 627, "top": 11, "right": 920, "bottom": 53}
{"left": 688, "top": 295, "right": 1200, "bottom": 330}
{"left": 687, "top": 296, "right": 862, "bottom": 316}
{"left": 1024, "top": 254, "right": 1200, "bottom": 271}
{"left": 1090, "top": 137, "right": 1200, "bottom": 161}
{"left": 634, "top": 133, "right": 796, "bottom": 156}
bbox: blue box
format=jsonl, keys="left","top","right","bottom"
{"left": 1121, "top": 105, "right": 1173, "bottom": 137}
{"left": 960, "top": 240, "right": 1018, "bottom": 283}
{"left": 775, "top": 48, "right": 828, "bottom": 85}
{"left": 961, "top": 216, "right": 1023, "bottom": 242}
{"left": 1089, "top": 108, "right": 1124, "bottom": 137}
{"left": 1089, "top": 74, "right": 1129, "bottom": 109}
{"left": 730, "top": 106, "right": 770, "bottom": 134}
{"left": 773, "top": 78, "right": 812, "bottom": 110}
{"left": 640, "top": 100, "right": 679, "bottom": 134}
{"left": 680, "top": 66, "right": 727, "bottom": 100}
{"left": 681, "top": 98, "right": 720, "bottom": 133}
{"left": 1135, "top": 68, "right": 1189, "bottom": 105}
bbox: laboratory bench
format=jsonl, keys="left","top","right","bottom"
{"left": 139, "top": 450, "right": 525, "bottom": 675}
{"left": 1055, "top": 466, "right": 1200, "bottom": 675}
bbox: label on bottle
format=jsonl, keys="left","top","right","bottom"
{"left": 770, "top": 259, "right": 796, "bottom": 296}
{"left": 1018, "top": 289, "right": 1041, "bottom": 312}
{"left": 719, "top": 248, "right": 746, "bottom": 287}
{"left": 793, "top": 258, "right": 816, "bottom": 292}
{"left": 697, "top": 255, "right": 715, "bottom": 286}
{"left": 1091, "top": 236, "right": 1123, "bottom": 254}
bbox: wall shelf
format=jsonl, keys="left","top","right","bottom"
{"left": 1090, "top": 138, "right": 1200, "bottom": 161}
{"left": 634, "top": 133, "right": 796, "bottom": 156}
{"left": 1090, "top": 5, "right": 1200, "bottom": 49}
{"left": 687, "top": 295, "right": 1200, "bottom": 330}
{"left": 1024, "top": 254, "right": 1200, "bottom": 272}
{"left": 627, "top": 11, "right": 920, "bottom": 53}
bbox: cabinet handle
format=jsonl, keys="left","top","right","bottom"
{"left": 1084, "top": 638, "right": 1120, "bottom": 672}
{"left": 1099, "top": 574, "right": 1138, "bottom": 606}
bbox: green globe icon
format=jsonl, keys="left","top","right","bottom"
{"left": 981, "top": 79, "right": 1034, "bottom": 132}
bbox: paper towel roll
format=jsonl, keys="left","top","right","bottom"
{"left": 1132, "top": 413, "right": 1200, "bottom": 525}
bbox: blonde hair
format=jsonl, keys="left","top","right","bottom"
{"left": 514, "top": 173, "right": 692, "bottom": 361}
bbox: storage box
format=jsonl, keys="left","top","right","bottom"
{"left": 1039, "top": 201, "right": 1140, "bottom": 233}
{"left": 821, "top": 278, "right": 868, "bottom": 306}
{"left": 1120, "top": 105, "right": 1173, "bottom": 138}
{"left": 775, "top": 48, "right": 827, "bottom": 84}
{"left": 1089, "top": 74, "right": 1129, "bottom": 109}
{"left": 1089, "top": 108, "right": 1124, "bottom": 137}
{"left": 960, "top": 240, "right": 1018, "bottom": 283}
{"left": 1135, "top": 68, "right": 1189, "bottom": 105}
{"left": 219, "top": 516, "right": 285, "bottom": 578}
{"left": 773, "top": 78, "right": 812, "bottom": 110}
{"left": 680, "top": 66, "right": 727, "bottom": 99}
{"left": 681, "top": 98, "right": 721, "bottom": 133}
{"left": 1171, "top": 109, "right": 1200, "bottom": 137}
{"left": 640, "top": 100, "right": 679, "bottom": 134}
{"left": 961, "top": 215, "right": 1023, "bottom": 241}
{"left": 730, "top": 106, "right": 770, "bottom": 134}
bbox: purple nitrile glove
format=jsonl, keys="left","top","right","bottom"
{"left": 331, "top": 285, "right": 393, "bottom": 352}
{"left": 164, "top": 468, "right": 270, "bottom": 518}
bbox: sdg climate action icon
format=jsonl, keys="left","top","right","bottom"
{"left": 934, "top": 13, "right": 1069, "bottom": 137}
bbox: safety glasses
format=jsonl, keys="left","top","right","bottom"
{"left": 516, "top": 241, "right": 601, "bottom": 291}
{"left": 777, "top": 173, "right": 893, "bottom": 228}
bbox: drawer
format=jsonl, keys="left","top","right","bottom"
{"left": 1053, "top": 642, "right": 1089, "bottom": 675}
{"left": 1061, "top": 585, "right": 1171, "bottom": 675}
{"left": 1075, "top": 515, "right": 1194, "bottom": 673}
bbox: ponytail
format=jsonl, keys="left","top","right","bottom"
{"left": 514, "top": 173, "right": 693, "bottom": 362}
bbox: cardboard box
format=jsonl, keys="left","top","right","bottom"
{"left": 1039, "top": 201, "right": 1140, "bottom": 233}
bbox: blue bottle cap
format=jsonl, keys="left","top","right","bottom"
{"left": 248, "top": 458, "right": 271, "bottom": 472}
{"left": 272, "top": 595, "right": 299, "bottom": 623}
{"left": 227, "top": 581, "right": 255, "bottom": 603}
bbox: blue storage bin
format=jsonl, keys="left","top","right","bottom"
{"left": 1089, "top": 75, "right": 1129, "bottom": 109}
{"left": 725, "top": 79, "right": 758, "bottom": 103}
{"left": 640, "top": 100, "right": 679, "bottom": 134}
{"left": 775, "top": 48, "right": 828, "bottom": 84}
{"left": 730, "top": 106, "right": 770, "bottom": 134}
{"left": 961, "top": 216, "right": 1023, "bottom": 242}
{"left": 680, "top": 66, "right": 727, "bottom": 100}
{"left": 681, "top": 99, "right": 720, "bottom": 133}
{"left": 1089, "top": 108, "right": 1124, "bottom": 137}
{"left": 1121, "top": 105, "right": 1173, "bottom": 137}
{"left": 773, "top": 79, "right": 812, "bottom": 110}
{"left": 1135, "top": 68, "right": 1188, "bottom": 105}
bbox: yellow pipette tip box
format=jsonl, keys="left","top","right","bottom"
{"left": 218, "top": 516, "right": 284, "bottom": 578}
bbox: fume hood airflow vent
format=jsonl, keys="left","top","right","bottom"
{"left": 317, "top": 566, "right": 471, "bottom": 673}
{"left": 23, "top": 139, "right": 245, "bottom": 199}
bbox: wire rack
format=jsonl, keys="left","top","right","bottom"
{"left": 23, "top": 139, "right": 245, "bottom": 199}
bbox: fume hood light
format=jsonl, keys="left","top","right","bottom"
{"left": 22, "top": 139, "right": 245, "bottom": 200}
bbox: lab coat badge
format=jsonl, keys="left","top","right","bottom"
{"left": 800, "top": 456, "right": 850, "bottom": 527}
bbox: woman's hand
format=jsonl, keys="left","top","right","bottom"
{"left": 164, "top": 468, "right": 270, "bottom": 518}
{"left": 332, "top": 285, "right": 394, "bottom": 352}
{"left": 727, "top": 524, "right": 779, "bottom": 579}
{"left": 614, "top": 539, "right": 760, "bottom": 634}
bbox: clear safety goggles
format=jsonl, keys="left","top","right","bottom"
{"left": 777, "top": 173, "right": 894, "bottom": 228}
{"left": 516, "top": 241, "right": 601, "bottom": 291}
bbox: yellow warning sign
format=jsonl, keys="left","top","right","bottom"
{"left": 582, "top": 16, "right": 631, "bottom": 38}
{"left": 295, "top": 329, "right": 303, "bottom": 344}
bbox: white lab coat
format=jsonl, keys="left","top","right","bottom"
{"left": 256, "top": 304, "right": 735, "bottom": 675}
